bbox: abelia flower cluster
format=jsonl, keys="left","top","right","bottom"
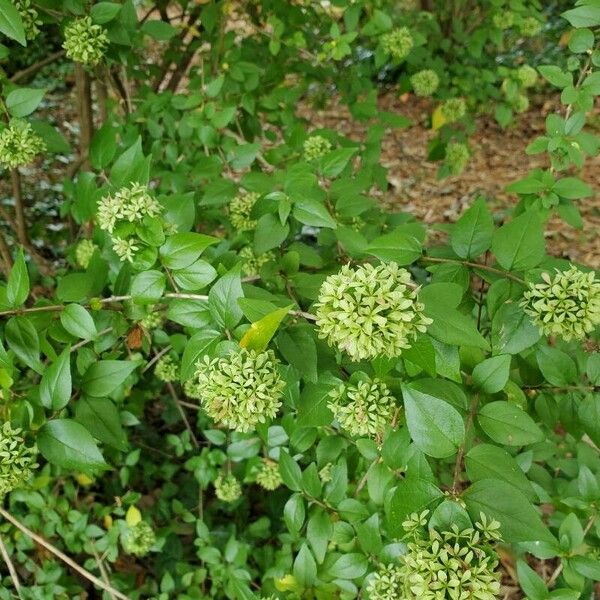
{"left": 410, "top": 69, "right": 440, "bottom": 97}
{"left": 492, "top": 10, "right": 515, "bottom": 30}
{"left": 381, "top": 27, "right": 414, "bottom": 61}
{"left": 255, "top": 458, "right": 282, "bottom": 491}
{"left": 63, "top": 17, "right": 109, "bottom": 66}
{"left": 440, "top": 98, "right": 467, "bottom": 123}
{"left": 445, "top": 142, "right": 470, "bottom": 175}
{"left": 520, "top": 16, "right": 542, "bottom": 37}
{"left": 121, "top": 521, "right": 156, "bottom": 557}
{"left": 75, "top": 239, "right": 97, "bottom": 269}
{"left": 154, "top": 355, "right": 179, "bottom": 382}
{"left": 240, "top": 246, "right": 275, "bottom": 278}
{"left": 214, "top": 473, "right": 242, "bottom": 502}
{"left": 140, "top": 309, "right": 163, "bottom": 331}
{"left": 0, "top": 120, "right": 46, "bottom": 169}
{"left": 193, "top": 349, "right": 285, "bottom": 432}
{"left": 229, "top": 192, "right": 260, "bottom": 232}
{"left": 328, "top": 379, "right": 396, "bottom": 438}
{"left": 521, "top": 265, "right": 600, "bottom": 341}
{"left": 14, "top": 0, "right": 41, "bottom": 40}
{"left": 0, "top": 423, "right": 38, "bottom": 497}
{"left": 303, "top": 135, "right": 332, "bottom": 162}
{"left": 314, "top": 262, "right": 431, "bottom": 361}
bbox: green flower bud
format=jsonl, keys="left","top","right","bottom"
{"left": 112, "top": 238, "right": 139, "bottom": 263}
{"left": 444, "top": 142, "right": 470, "bottom": 175}
{"left": 97, "top": 183, "right": 161, "bottom": 234}
{"left": 381, "top": 27, "right": 414, "bottom": 61}
{"left": 0, "top": 120, "right": 46, "bottom": 169}
{"left": 140, "top": 308, "right": 163, "bottom": 331}
{"left": 440, "top": 98, "right": 467, "bottom": 123}
{"left": 303, "top": 135, "right": 332, "bottom": 161}
{"left": 319, "top": 463, "right": 333, "bottom": 483}
{"left": 214, "top": 473, "right": 242, "bottom": 503}
{"left": 13, "top": 0, "right": 41, "bottom": 40}
{"left": 410, "top": 69, "right": 440, "bottom": 97}
{"left": 0, "top": 423, "right": 38, "bottom": 498}
{"left": 520, "top": 16, "right": 542, "bottom": 37}
{"left": 315, "top": 262, "right": 431, "bottom": 361}
{"left": 328, "top": 378, "right": 396, "bottom": 438}
{"left": 75, "top": 239, "right": 97, "bottom": 269}
{"left": 229, "top": 192, "right": 260, "bottom": 232}
{"left": 255, "top": 458, "right": 282, "bottom": 491}
{"left": 240, "top": 246, "right": 275, "bottom": 278}
{"left": 63, "top": 16, "right": 109, "bottom": 66}
{"left": 492, "top": 10, "right": 515, "bottom": 30}
{"left": 516, "top": 65, "right": 537, "bottom": 88}
{"left": 154, "top": 355, "right": 179, "bottom": 382}
{"left": 193, "top": 348, "right": 285, "bottom": 432}
{"left": 366, "top": 564, "right": 403, "bottom": 600}
{"left": 520, "top": 265, "right": 600, "bottom": 341}
{"left": 121, "top": 521, "right": 156, "bottom": 557}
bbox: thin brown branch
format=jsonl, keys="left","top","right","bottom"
{"left": 0, "top": 533, "right": 23, "bottom": 598}
{"left": 421, "top": 256, "right": 526, "bottom": 285}
{"left": 0, "top": 228, "right": 13, "bottom": 278}
{"left": 75, "top": 64, "right": 94, "bottom": 171}
{"left": 166, "top": 381, "right": 199, "bottom": 448}
{"left": 10, "top": 50, "right": 65, "bottom": 83}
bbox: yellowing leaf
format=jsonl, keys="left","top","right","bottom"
{"left": 103, "top": 515, "right": 113, "bottom": 530}
{"left": 75, "top": 473, "right": 94, "bottom": 486}
{"left": 275, "top": 574, "right": 298, "bottom": 592}
{"left": 126, "top": 505, "right": 142, "bottom": 527}
{"left": 239, "top": 306, "right": 293, "bottom": 352}
{"left": 431, "top": 105, "right": 447, "bottom": 130}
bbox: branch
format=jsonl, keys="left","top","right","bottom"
{"left": 0, "top": 533, "right": 22, "bottom": 598}
{"left": 421, "top": 256, "right": 526, "bottom": 285}
{"left": 10, "top": 50, "right": 65, "bottom": 83}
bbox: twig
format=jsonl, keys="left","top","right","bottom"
{"left": 166, "top": 381, "right": 199, "bottom": 448}
{"left": 91, "top": 542, "right": 117, "bottom": 600}
{"left": 0, "top": 533, "right": 23, "bottom": 598}
{"left": 143, "top": 345, "right": 172, "bottom": 373}
{"left": 70, "top": 327, "right": 114, "bottom": 353}
{"left": 0, "top": 507, "right": 130, "bottom": 600}
{"left": 421, "top": 256, "right": 526, "bottom": 285}
{"left": 0, "top": 228, "right": 13, "bottom": 278}
{"left": 10, "top": 50, "right": 65, "bottom": 83}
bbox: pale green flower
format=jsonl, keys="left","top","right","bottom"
{"left": 140, "top": 309, "right": 163, "bottom": 330}
{"left": 492, "top": 10, "right": 515, "bottom": 30}
{"left": 112, "top": 238, "right": 139, "bottom": 263}
{"left": 193, "top": 349, "right": 285, "bottom": 432}
{"left": 154, "top": 355, "right": 179, "bottom": 382}
{"left": 255, "top": 458, "right": 282, "bottom": 491}
{"left": 63, "top": 16, "right": 109, "bottom": 66}
{"left": 319, "top": 463, "right": 333, "bottom": 483}
{"left": 0, "top": 120, "right": 46, "bottom": 169}
{"left": 410, "top": 70, "right": 439, "bottom": 97}
{"left": 13, "top": 0, "right": 41, "bottom": 40}
{"left": 303, "top": 135, "right": 332, "bottom": 161}
{"left": 516, "top": 65, "right": 537, "bottom": 88}
{"left": 0, "top": 423, "right": 38, "bottom": 498}
{"left": 75, "top": 239, "right": 97, "bottom": 269}
{"left": 97, "top": 183, "right": 161, "bottom": 234}
{"left": 440, "top": 98, "right": 466, "bottom": 123}
{"left": 328, "top": 379, "right": 396, "bottom": 438}
{"left": 121, "top": 521, "right": 156, "bottom": 557}
{"left": 240, "top": 246, "right": 274, "bottom": 277}
{"left": 520, "top": 16, "right": 542, "bottom": 37}
{"left": 314, "top": 262, "right": 431, "bottom": 361}
{"left": 183, "top": 377, "right": 202, "bottom": 400}
{"left": 366, "top": 564, "right": 404, "bottom": 600}
{"left": 229, "top": 192, "right": 260, "bottom": 232}
{"left": 214, "top": 473, "right": 242, "bottom": 503}
{"left": 381, "top": 27, "right": 413, "bottom": 61}
{"left": 520, "top": 265, "right": 600, "bottom": 341}
{"left": 445, "top": 142, "right": 470, "bottom": 175}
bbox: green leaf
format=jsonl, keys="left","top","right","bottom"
{"left": 6, "top": 248, "right": 29, "bottom": 308}
{"left": 6, "top": 87, "right": 45, "bottom": 118}
{"left": 517, "top": 559, "right": 548, "bottom": 600}
{"left": 110, "top": 137, "right": 150, "bottom": 186}
{"left": 277, "top": 327, "right": 318, "bottom": 383}
{"left": 538, "top": 65, "right": 572, "bottom": 88}
{"left": 570, "top": 556, "right": 600, "bottom": 580}
{"left": 561, "top": 6, "right": 600, "bottom": 28}
{"left": 90, "top": 1, "right": 121, "bottom": 23}
{"left": 208, "top": 265, "right": 244, "bottom": 330}
{"left": 39, "top": 348, "right": 72, "bottom": 411}
{"left": 463, "top": 479, "right": 555, "bottom": 544}
{"left": 159, "top": 232, "right": 218, "bottom": 270}
{"left": 239, "top": 306, "right": 292, "bottom": 352}
{"left": 75, "top": 397, "right": 128, "bottom": 451}
{"left": 81, "top": 360, "right": 137, "bottom": 397}
{"left": 5, "top": 317, "right": 41, "bottom": 373}
{"left": 492, "top": 211, "right": 545, "bottom": 271}
{"left": 552, "top": 177, "right": 593, "bottom": 199}
{"left": 478, "top": 401, "right": 545, "bottom": 446}
{"left": 254, "top": 213, "right": 289, "bottom": 253}
{"left": 424, "top": 302, "right": 490, "bottom": 351}
{"left": 141, "top": 19, "right": 177, "bottom": 40}
{"left": 180, "top": 329, "right": 221, "bottom": 382}
{"left": 279, "top": 449, "right": 302, "bottom": 491}
{"left": 89, "top": 123, "right": 117, "bottom": 169}
{"left": 491, "top": 303, "right": 540, "bottom": 355}
{"left": 293, "top": 544, "right": 317, "bottom": 587}
{"left": 130, "top": 270, "right": 166, "bottom": 304}
{"left": 402, "top": 385, "right": 465, "bottom": 458}
{"left": 30, "top": 120, "right": 71, "bottom": 154}
{"left": 307, "top": 508, "right": 332, "bottom": 563}
{"left": 366, "top": 229, "right": 422, "bottom": 265}
{"left": 320, "top": 147, "right": 357, "bottom": 177}
{"left": 536, "top": 346, "right": 578, "bottom": 386}
{"left": 296, "top": 381, "right": 335, "bottom": 428}
{"left": 0, "top": 0, "right": 26, "bottom": 46}
{"left": 472, "top": 355, "right": 511, "bottom": 393}
{"left": 569, "top": 28, "right": 595, "bottom": 53}
{"left": 37, "top": 419, "right": 107, "bottom": 474}
{"left": 293, "top": 198, "right": 337, "bottom": 229}
{"left": 451, "top": 198, "right": 494, "bottom": 259}
{"left": 283, "top": 493, "right": 305, "bottom": 535}
{"left": 326, "top": 553, "right": 368, "bottom": 580}
{"left": 60, "top": 304, "right": 97, "bottom": 340}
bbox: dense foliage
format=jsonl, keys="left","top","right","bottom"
{"left": 0, "top": 0, "right": 599, "bottom": 598}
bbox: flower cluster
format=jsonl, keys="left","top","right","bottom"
{"left": 214, "top": 473, "right": 242, "bottom": 502}
{"left": 445, "top": 142, "right": 470, "bottom": 175}
{"left": 410, "top": 70, "right": 440, "bottom": 97}
{"left": 14, "top": 0, "right": 41, "bottom": 40}
{"left": 440, "top": 98, "right": 466, "bottom": 123}
{"left": 75, "top": 239, "right": 97, "bottom": 269}
{"left": 314, "top": 262, "right": 431, "bottom": 361}
{"left": 240, "top": 246, "right": 275, "bottom": 278}
{"left": 303, "top": 135, "right": 332, "bottom": 162}
{"left": 0, "top": 120, "right": 46, "bottom": 169}
{"left": 520, "top": 16, "right": 542, "bottom": 37}
{"left": 367, "top": 511, "right": 502, "bottom": 600}
{"left": 121, "top": 521, "right": 156, "bottom": 557}
{"left": 0, "top": 423, "right": 38, "bottom": 498}
{"left": 516, "top": 65, "right": 537, "bottom": 88}
{"left": 492, "top": 10, "right": 515, "bottom": 30}
{"left": 520, "top": 265, "right": 600, "bottom": 341}
{"left": 140, "top": 309, "right": 163, "bottom": 331}
{"left": 255, "top": 459, "right": 282, "bottom": 491}
{"left": 154, "top": 356, "right": 179, "bottom": 382}
{"left": 63, "top": 17, "right": 109, "bottom": 66}
{"left": 229, "top": 192, "right": 260, "bottom": 232}
{"left": 381, "top": 27, "right": 413, "bottom": 61}
{"left": 193, "top": 349, "right": 285, "bottom": 432}
{"left": 513, "top": 94, "right": 529, "bottom": 114}
{"left": 328, "top": 379, "right": 396, "bottom": 438}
